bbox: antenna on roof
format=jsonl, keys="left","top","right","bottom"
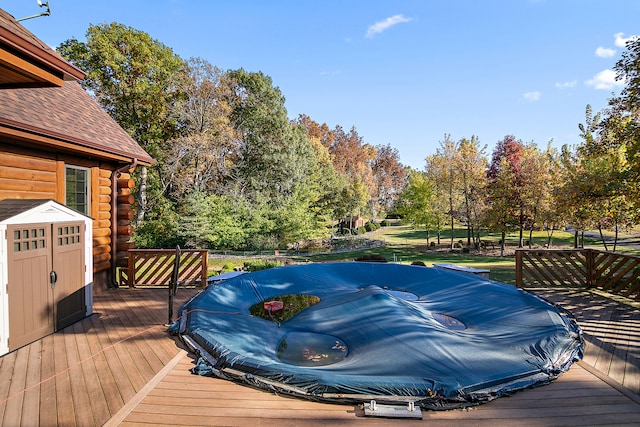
{"left": 17, "top": 1, "right": 51, "bottom": 22}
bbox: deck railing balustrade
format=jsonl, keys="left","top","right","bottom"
{"left": 516, "top": 248, "right": 640, "bottom": 300}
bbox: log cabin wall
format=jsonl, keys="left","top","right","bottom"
{"left": 0, "top": 140, "right": 136, "bottom": 293}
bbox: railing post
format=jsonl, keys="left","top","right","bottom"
{"left": 585, "top": 249, "right": 594, "bottom": 288}
{"left": 201, "top": 250, "right": 208, "bottom": 287}
{"left": 168, "top": 245, "right": 181, "bottom": 325}
{"left": 515, "top": 249, "right": 523, "bottom": 288}
{"left": 127, "top": 249, "right": 135, "bottom": 288}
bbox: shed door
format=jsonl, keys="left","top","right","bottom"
{"left": 7, "top": 222, "right": 86, "bottom": 351}
{"left": 7, "top": 224, "right": 54, "bottom": 350}
{"left": 53, "top": 222, "right": 86, "bottom": 330}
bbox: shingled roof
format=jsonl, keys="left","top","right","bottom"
{"left": 0, "top": 7, "right": 153, "bottom": 166}
{"left": 0, "top": 8, "right": 84, "bottom": 87}
{"left": 0, "top": 81, "right": 154, "bottom": 165}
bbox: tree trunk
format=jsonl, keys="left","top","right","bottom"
{"left": 574, "top": 229, "right": 578, "bottom": 248}
{"left": 598, "top": 223, "right": 609, "bottom": 252}
{"left": 135, "top": 165, "right": 148, "bottom": 226}
{"left": 528, "top": 228, "right": 533, "bottom": 249}
{"left": 500, "top": 230, "right": 506, "bottom": 257}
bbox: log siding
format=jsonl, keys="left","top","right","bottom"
{"left": 0, "top": 140, "right": 133, "bottom": 280}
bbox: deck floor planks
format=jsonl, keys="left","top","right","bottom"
{"left": 83, "top": 313, "right": 126, "bottom": 418}
{"left": 529, "top": 287, "right": 640, "bottom": 394}
{"left": 63, "top": 325, "right": 96, "bottom": 427}
{"left": 3, "top": 344, "right": 28, "bottom": 426}
{"left": 38, "top": 333, "right": 58, "bottom": 427}
{"left": 90, "top": 306, "right": 145, "bottom": 406}
{"left": 118, "top": 357, "right": 640, "bottom": 427}
{"left": 2, "top": 286, "right": 640, "bottom": 426}
{"left": 21, "top": 339, "right": 42, "bottom": 427}
{"left": 0, "top": 350, "right": 15, "bottom": 425}
{"left": 52, "top": 326, "right": 74, "bottom": 427}
{"left": 73, "top": 320, "right": 112, "bottom": 425}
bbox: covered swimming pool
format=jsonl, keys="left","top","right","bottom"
{"left": 172, "top": 262, "right": 583, "bottom": 410}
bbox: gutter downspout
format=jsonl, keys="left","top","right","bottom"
{"left": 110, "top": 158, "right": 138, "bottom": 288}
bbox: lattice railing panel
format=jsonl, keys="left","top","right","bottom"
{"left": 124, "top": 249, "right": 208, "bottom": 288}
{"left": 516, "top": 249, "right": 640, "bottom": 300}
{"left": 516, "top": 249, "right": 588, "bottom": 288}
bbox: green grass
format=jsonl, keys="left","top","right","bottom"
{"left": 210, "top": 222, "right": 640, "bottom": 285}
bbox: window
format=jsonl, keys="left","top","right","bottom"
{"left": 65, "top": 166, "right": 89, "bottom": 215}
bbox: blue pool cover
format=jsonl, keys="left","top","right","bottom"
{"left": 171, "top": 262, "right": 583, "bottom": 410}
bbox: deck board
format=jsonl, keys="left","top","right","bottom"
{"left": 116, "top": 357, "right": 640, "bottom": 427}
{"left": 1, "top": 285, "right": 640, "bottom": 426}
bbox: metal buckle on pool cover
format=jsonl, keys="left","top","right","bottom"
{"left": 364, "top": 400, "right": 423, "bottom": 419}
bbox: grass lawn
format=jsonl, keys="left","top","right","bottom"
{"left": 209, "top": 222, "right": 640, "bottom": 286}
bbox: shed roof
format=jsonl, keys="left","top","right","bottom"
{"left": 0, "top": 198, "right": 91, "bottom": 223}
{"left": 0, "top": 81, "right": 154, "bottom": 165}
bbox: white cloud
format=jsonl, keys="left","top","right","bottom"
{"left": 614, "top": 32, "right": 639, "bottom": 47}
{"left": 585, "top": 69, "right": 625, "bottom": 90}
{"left": 523, "top": 91, "right": 541, "bottom": 101}
{"left": 365, "top": 14, "right": 413, "bottom": 38}
{"left": 555, "top": 80, "right": 577, "bottom": 88}
{"left": 595, "top": 46, "right": 616, "bottom": 58}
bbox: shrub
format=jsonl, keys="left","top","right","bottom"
{"left": 381, "top": 219, "right": 390, "bottom": 227}
{"left": 244, "top": 259, "right": 283, "bottom": 272}
{"left": 221, "top": 262, "right": 235, "bottom": 273}
{"left": 355, "top": 254, "right": 388, "bottom": 263}
{"left": 411, "top": 261, "right": 426, "bottom": 266}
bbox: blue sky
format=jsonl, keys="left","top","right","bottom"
{"left": 6, "top": 0, "right": 640, "bottom": 169}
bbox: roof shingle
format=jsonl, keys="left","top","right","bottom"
{"left": 0, "top": 81, "right": 154, "bottom": 165}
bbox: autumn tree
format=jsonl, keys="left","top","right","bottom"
{"left": 519, "top": 142, "right": 555, "bottom": 248}
{"left": 426, "top": 135, "right": 461, "bottom": 248}
{"left": 162, "top": 58, "right": 240, "bottom": 200}
{"left": 486, "top": 156, "right": 518, "bottom": 256}
{"left": 487, "top": 135, "right": 526, "bottom": 247}
{"left": 371, "top": 144, "right": 406, "bottom": 218}
{"left": 455, "top": 136, "right": 488, "bottom": 248}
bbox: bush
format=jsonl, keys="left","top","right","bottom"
{"left": 411, "top": 261, "right": 426, "bottom": 266}
{"left": 381, "top": 219, "right": 390, "bottom": 227}
{"left": 355, "top": 254, "right": 388, "bottom": 263}
{"left": 244, "top": 259, "right": 283, "bottom": 272}
{"left": 221, "top": 262, "right": 235, "bottom": 273}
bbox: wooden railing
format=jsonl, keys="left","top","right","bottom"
{"left": 119, "top": 249, "right": 208, "bottom": 288}
{"left": 516, "top": 248, "right": 640, "bottom": 300}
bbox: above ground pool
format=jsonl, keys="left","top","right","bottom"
{"left": 172, "top": 262, "right": 583, "bottom": 410}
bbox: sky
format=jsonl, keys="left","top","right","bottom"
{"left": 5, "top": 0, "right": 640, "bottom": 169}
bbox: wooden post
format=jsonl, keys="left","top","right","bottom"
{"left": 515, "top": 249, "right": 523, "bottom": 288}
{"left": 168, "top": 246, "right": 181, "bottom": 325}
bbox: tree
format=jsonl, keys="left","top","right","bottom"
{"left": 455, "top": 136, "right": 488, "bottom": 248}
{"left": 371, "top": 144, "right": 406, "bottom": 218}
{"left": 397, "top": 169, "right": 437, "bottom": 244}
{"left": 162, "top": 58, "right": 239, "bottom": 200}
{"left": 519, "top": 142, "right": 555, "bottom": 248}
{"left": 487, "top": 135, "right": 526, "bottom": 247}
{"left": 612, "top": 36, "right": 640, "bottom": 114}
{"left": 427, "top": 135, "right": 461, "bottom": 248}
{"left": 57, "top": 22, "right": 186, "bottom": 223}
{"left": 226, "top": 69, "right": 314, "bottom": 205}
{"left": 486, "top": 156, "right": 518, "bottom": 256}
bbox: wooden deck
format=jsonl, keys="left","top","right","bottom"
{"left": 1, "top": 286, "right": 640, "bottom": 426}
